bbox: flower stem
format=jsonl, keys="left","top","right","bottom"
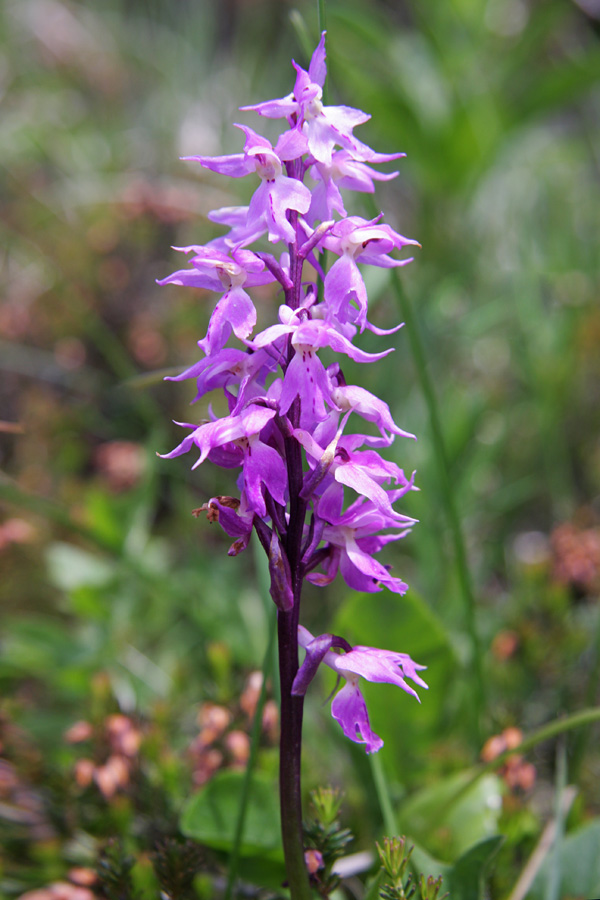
{"left": 277, "top": 211, "right": 311, "bottom": 894}
{"left": 278, "top": 602, "right": 312, "bottom": 899}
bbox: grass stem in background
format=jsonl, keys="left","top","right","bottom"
{"left": 449, "top": 705, "right": 600, "bottom": 810}
{"left": 369, "top": 752, "right": 399, "bottom": 837}
{"left": 224, "top": 605, "right": 278, "bottom": 900}
{"left": 544, "top": 740, "right": 567, "bottom": 900}
{"left": 385, "top": 259, "right": 485, "bottom": 745}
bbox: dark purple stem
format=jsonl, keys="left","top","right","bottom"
{"left": 276, "top": 188, "right": 312, "bottom": 897}
{"left": 277, "top": 420, "right": 310, "bottom": 896}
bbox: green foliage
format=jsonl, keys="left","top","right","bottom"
{"left": 528, "top": 818, "right": 600, "bottom": 900}
{"left": 181, "top": 770, "right": 281, "bottom": 855}
{"left": 97, "top": 841, "right": 140, "bottom": 900}
{"left": 377, "top": 836, "right": 416, "bottom": 900}
{"left": 444, "top": 837, "right": 505, "bottom": 900}
{"left": 303, "top": 787, "right": 354, "bottom": 896}
{"left": 396, "top": 771, "right": 503, "bottom": 861}
{"left": 376, "top": 836, "right": 449, "bottom": 900}
{"left": 150, "top": 837, "right": 208, "bottom": 900}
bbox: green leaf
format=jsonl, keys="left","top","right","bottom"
{"left": 363, "top": 869, "right": 386, "bottom": 900}
{"left": 528, "top": 818, "right": 600, "bottom": 899}
{"left": 410, "top": 841, "right": 451, "bottom": 883}
{"left": 397, "top": 770, "right": 503, "bottom": 861}
{"left": 46, "top": 541, "right": 114, "bottom": 591}
{"left": 0, "top": 615, "right": 83, "bottom": 676}
{"left": 445, "top": 836, "right": 504, "bottom": 900}
{"left": 180, "top": 769, "right": 282, "bottom": 856}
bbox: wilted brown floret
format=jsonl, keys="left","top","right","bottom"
{"left": 64, "top": 721, "right": 93, "bottom": 744}
{"left": 95, "top": 441, "right": 146, "bottom": 492}
{"left": 304, "top": 849, "right": 324, "bottom": 875}
{"left": 481, "top": 727, "right": 536, "bottom": 793}
{"left": 240, "top": 671, "right": 263, "bottom": 720}
{"left": 225, "top": 730, "right": 250, "bottom": 767}
{"left": 551, "top": 521, "right": 600, "bottom": 596}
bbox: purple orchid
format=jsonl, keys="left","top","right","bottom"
{"left": 166, "top": 346, "right": 275, "bottom": 411}
{"left": 307, "top": 148, "right": 404, "bottom": 222}
{"left": 241, "top": 32, "right": 373, "bottom": 168}
{"left": 294, "top": 626, "right": 427, "bottom": 753}
{"left": 293, "top": 424, "right": 416, "bottom": 520}
{"left": 205, "top": 205, "right": 266, "bottom": 251}
{"left": 160, "top": 403, "right": 287, "bottom": 518}
{"left": 250, "top": 302, "right": 394, "bottom": 427}
{"left": 159, "top": 32, "right": 423, "bottom": 895}
{"left": 304, "top": 483, "right": 415, "bottom": 594}
{"left": 327, "top": 362, "right": 416, "bottom": 446}
{"left": 197, "top": 495, "right": 254, "bottom": 556}
{"left": 158, "top": 245, "right": 274, "bottom": 354}
{"left": 323, "top": 216, "right": 419, "bottom": 332}
{"left": 185, "top": 126, "right": 311, "bottom": 244}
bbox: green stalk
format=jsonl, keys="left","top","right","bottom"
{"left": 224, "top": 606, "right": 278, "bottom": 900}
{"left": 384, "top": 257, "right": 485, "bottom": 744}
{"left": 370, "top": 752, "right": 399, "bottom": 837}
{"left": 545, "top": 741, "right": 567, "bottom": 900}
{"left": 318, "top": 0, "right": 326, "bottom": 34}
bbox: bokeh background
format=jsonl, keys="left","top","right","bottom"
{"left": 1, "top": 0, "right": 600, "bottom": 897}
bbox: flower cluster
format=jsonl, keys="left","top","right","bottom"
{"left": 65, "top": 714, "right": 142, "bottom": 800}
{"left": 160, "top": 33, "right": 427, "bottom": 752}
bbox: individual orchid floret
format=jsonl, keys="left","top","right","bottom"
{"left": 294, "top": 625, "right": 427, "bottom": 753}
{"left": 305, "top": 483, "right": 415, "bottom": 595}
{"left": 328, "top": 363, "right": 416, "bottom": 446}
{"left": 251, "top": 304, "right": 394, "bottom": 426}
{"left": 160, "top": 403, "right": 287, "bottom": 518}
{"left": 157, "top": 245, "right": 275, "bottom": 355}
{"left": 239, "top": 31, "right": 327, "bottom": 122}
{"left": 241, "top": 32, "right": 374, "bottom": 168}
{"left": 323, "top": 217, "right": 419, "bottom": 331}
{"left": 307, "top": 149, "right": 403, "bottom": 223}
{"left": 205, "top": 206, "right": 266, "bottom": 251}
{"left": 185, "top": 126, "right": 311, "bottom": 244}
{"left": 157, "top": 245, "right": 273, "bottom": 293}
{"left": 166, "top": 346, "right": 275, "bottom": 412}
{"left": 294, "top": 426, "right": 416, "bottom": 521}
{"left": 194, "top": 495, "right": 254, "bottom": 556}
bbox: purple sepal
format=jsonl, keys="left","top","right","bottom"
{"left": 292, "top": 628, "right": 352, "bottom": 696}
{"left": 292, "top": 633, "right": 334, "bottom": 697}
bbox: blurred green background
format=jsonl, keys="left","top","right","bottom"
{"left": 1, "top": 0, "right": 599, "bottom": 897}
